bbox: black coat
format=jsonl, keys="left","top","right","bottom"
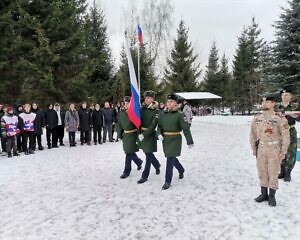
{"left": 55, "top": 110, "right": 65, "bottom": 126}
{"left": 32, "top": 108, "right": 45, "bottom": 135}
{"left": 45, "top": 109, "right": 58, "bottom": 130}
{"left": 102, "top": 108, "right": 115, "bottom": 125}
{"left": 92, "top": 109, "right": 104, "bottom": 128}
{"left": 79, "top": 108, "right": 92, "bottom": 131}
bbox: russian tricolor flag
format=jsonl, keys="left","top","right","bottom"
{"left": 137, "top": 24, "right": 143, "bottom": 46}
{"left": 124, "top": 34, "right": 141, "bottom": 128}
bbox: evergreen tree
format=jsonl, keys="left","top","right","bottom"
{"left": 164, "top": 20, "right": 201, "bottom": 93}
{"left": 203, "top": 41, "right": 220, "bottom": 94}
{"left": 218, "top": 54, "right": 232, "bottom": 107}
{"left": 84, "top": 2, "right": 114, "bottom": 103}
{"left": 272, "top": 0, "right": 300, "bottom": 96}
{"left": 232, "top": 18, "right": 265, "bottom": 114}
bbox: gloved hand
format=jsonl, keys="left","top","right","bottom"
{"left": 158, "top": 135, "right": 163, "bottom": 141}
{"left": 138, "top": 134, "right": 144, "bottom": 142}
{"left": 188, "top": 144, "right": 194, "bottom": 149}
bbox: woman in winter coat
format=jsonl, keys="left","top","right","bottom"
{"left": 31, "top": 102, "right": 45, "bottom": 150}
{"left": 65, "top": 103, "right": 79, "bottom": 147}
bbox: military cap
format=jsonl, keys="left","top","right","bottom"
{"left": 264, "top": 95, "right": 276, "bottom": 102}
{"left": 144, "top": 90, "right": 156, "bottom": 98}
{"left": 280, "top": 86, "right": 294, "bottom": 95}
{"left": 124, "top": 96, "right": 131, "bottom": 103}
{"left": 167, "top": 93, "right": 179, "bottom": 102}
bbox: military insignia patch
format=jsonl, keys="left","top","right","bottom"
{"left": 283, "top": 123, "right": 289, "bottom": 129}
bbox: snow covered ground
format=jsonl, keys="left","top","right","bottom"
{"left": 0, "top": 116, "right": 299, "bottom": 240}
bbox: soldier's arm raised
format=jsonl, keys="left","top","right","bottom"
{"left": 179, "top": 112, "right": 194, "bottom": 145}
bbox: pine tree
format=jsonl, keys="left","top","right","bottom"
{"left": 203, "top": 41, "right": 220, "bottom": 94}
{"left": 232, "top": 18, "right": 265, "bottom": 114}
{"left": 84, "top": 2, "right": 114, "bottom": 103}
{"left": 164, "top": 20, "right": 201, "bottom": 93}
{"left": 272, "top": 0, "right": 300, "bottom": 96}
{"left": 218, "top": 54, "right": 232, "bottom": 107}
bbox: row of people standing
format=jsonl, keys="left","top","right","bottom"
{"left": 0, "top": 101, "right": 123, "bottom": 157}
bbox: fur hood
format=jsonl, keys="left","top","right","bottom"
{"left": 166, "top": 103, "right": 182, "bottom": 112}
{"left": 144, "top": 101, "right": 159, "bottom": 110}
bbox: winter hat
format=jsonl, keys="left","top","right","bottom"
{"left": 124, "top": 96, "right": 131, "bottom": 103}
{"left": 167, "top": 93, "right": 179, "bottom": 102}
{"left": 144, "top": 90, "right": 156, "bottom": 98}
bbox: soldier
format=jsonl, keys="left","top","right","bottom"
{"left": 250, "top": 96, "right": 290, "bottom": 207}
{"left": 157, "top": 93, "right": 194, "bottom": 190}
{"left": 137, "top": 91, "right": 161, "bottom": 184}
{"left": 116, "top": 96, "right": 143, "bottom": 179}
{"left": 277, "top": 88, "right": 300, "bottom": 182}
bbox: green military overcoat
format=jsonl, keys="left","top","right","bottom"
{"left": 139, "top": 102, "right": 159, "bottom": 153}
{"left": 157, "top": 106, "right": 194, "bottom": 157}
{"left": 116, "top": 110, "right": 139, "bottom": 154}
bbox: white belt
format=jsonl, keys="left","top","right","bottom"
{"left": 260, "top": 140, "right": 279, "bottom": 146}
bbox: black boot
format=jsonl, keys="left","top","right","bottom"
{"left": 254, "top": 186, "right": 268, "bottom": 202}
{"left": 162, "top": 182, "right": 171, "bottom": 190}
{"left": 268, "top": 188, "right": 276, "bottom": 207}
{"left": 120, "top": 173, "right": 129, "bottom": 179}
{"left": 278, "top": 164, "right": 285, "bottom": 179}
{"left": 13, "top": 152, "right": 20, "bottom": 156}
{"left": 155, "top": 168, "right": 160, "bottom": 175}
{"left": 7, "top": 152, "right": 12, "bottom": 158}
{"left": 179, "top": 171, "right": 184, "bottom": 179}
{"left": 137, "top": 178, "right": 147, "bottom": 184}
{"left": 284, "top": 168, "right": 291, "bottom": 182}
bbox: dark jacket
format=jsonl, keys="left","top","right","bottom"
{"left": 45, "top": 109, "right": 58, "bottom": 130}
{"left": 92, "top": 109, "right": 104, "bottom": 128}
{"left": 32, "top": 108, "right": 45, "bottom": 135}
{"left": 102, "top": 108, "right": 115, "bottom": 125}
{"left": 55, "top": 110, "right": 65, "bottom": 126}
{"left": 78, "top": 108, "right": 92, "bottom": 131}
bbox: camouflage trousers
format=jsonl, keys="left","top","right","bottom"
{"left": 257, "top": 144, "right": 281, "bottom": 190}
{"left": 281, "top": 127, "right": 297, "bottom": 170}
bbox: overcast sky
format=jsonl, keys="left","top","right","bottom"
{"left": 88, "top": 0, "right": 289, "bottom": 71}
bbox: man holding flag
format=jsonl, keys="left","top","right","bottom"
{"left": 116, "top": 96, "right": 143, "bottom": 179}
{"left": 116, "top": 31, "right": 144, "bottom": 179}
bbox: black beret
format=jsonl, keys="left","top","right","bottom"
{"left": 167, "top": 93, "right": 179, "bottom": 102}
{"left": 144, "top": 90, "right": 156, "bottom": 98}
{"left": 124, "top": 96, "right": 131, "bottom": 103}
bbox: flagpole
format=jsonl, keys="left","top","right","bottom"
{"left": 137, "top": 42, "right": 141, "bottom": 104}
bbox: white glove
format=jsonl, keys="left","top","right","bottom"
{"left": 188, "top": 144, "right": 194, "bottom": 149}
{"left": 158, "top": 135, "right": 163, "bottom": 141}
{"left": 138, "top": 134, "right": 144, "bottom": 142}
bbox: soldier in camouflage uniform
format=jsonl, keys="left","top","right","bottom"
{"left": 277, "top": 88, "right": 300, "bottom": 182}
{"left": 157, "top": 93, "right": 194, "bottom": 190}
{"left": 137, "top": 91, "right": 161, "bottom": 184}
{"left": 116, "top": 96, "right": 143, "bottom": 179}
{"left": 250, "top": 96, "right": 290, "bottom": 207}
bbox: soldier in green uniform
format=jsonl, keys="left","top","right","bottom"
{"left": 116, "top": 96, "right": 143, "bottom": 179}
{"left": 137, "top": 91, "right": 161, "bottom": 184}
{"left": 157, "top": 93, "right": 194, "bottom": 190}
{"left": 277, "top": 88, "right": 300, "bottom": 182}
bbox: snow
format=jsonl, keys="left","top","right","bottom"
{"left": 0, "top": 116, "right": 299, "bottom": 240}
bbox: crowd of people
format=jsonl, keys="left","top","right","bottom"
{"left": 0, "top": 101, "right": 126, "bottom": 157}
{"left": 0, "top": 91, "right": 194, "bottom": 191}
